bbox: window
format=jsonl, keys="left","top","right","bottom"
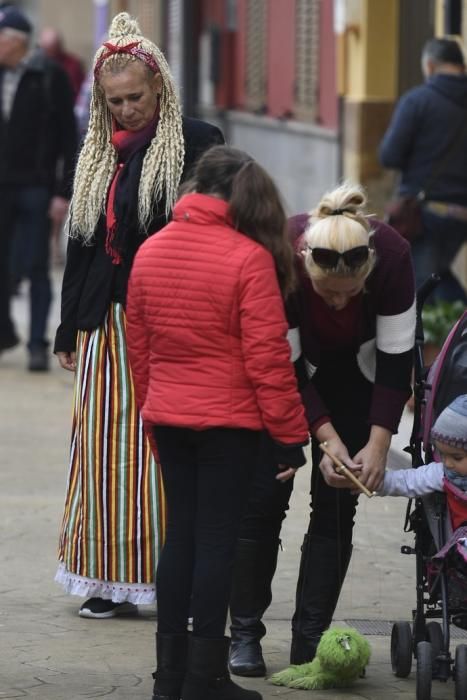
{"left": 294, "top": 0, "right": 320, "bottom": 121}
{"left": 245, "top": 0, "right": 267, "bottom": 112}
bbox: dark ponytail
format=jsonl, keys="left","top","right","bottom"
{"left": 188, "top": 145, "right": 296, "bottom": 297}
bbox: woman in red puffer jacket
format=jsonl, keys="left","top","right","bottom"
{"left": 126, "top": 145, "right": 309, "bottom": 700}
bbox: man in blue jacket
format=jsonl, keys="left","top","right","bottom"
{"left": 379, "top": 38, "right": 467, "bottom": 302}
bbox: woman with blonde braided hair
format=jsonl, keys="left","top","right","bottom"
{"left": 54, "top": 11, "right": 223, "bottom": 625}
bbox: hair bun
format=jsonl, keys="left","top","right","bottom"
{"left": 108, "top": 12, "right": 142, "bottom": 39}
{"left": 314, "top": 183, "right": 367, "bottom": 219}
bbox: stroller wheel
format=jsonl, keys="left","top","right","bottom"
{"left": 416, "top": 641, "right": 432, "bottom": 700}
{"left": 455, "top": 644, "right": 467, "bottom": 700}
{"left": 391, "top": 621, "right": 413, "bottom": 677}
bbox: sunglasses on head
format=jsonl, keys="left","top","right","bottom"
{"left": 307, "top": 245, "right": 370, "bottom": 270}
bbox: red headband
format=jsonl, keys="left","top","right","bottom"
{"left": 94, "top": 41, "right": 160, "bottom": 79}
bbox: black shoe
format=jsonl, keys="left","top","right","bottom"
{"left": 79, "top": 597, "right": 138, "bottom": 619}
{"left": 28, "top": 346, "right": 49, "bottom": 372}
{"left": 182, "top": 636, "right": 262, "bottom": 700}
{"left": 228, "top": 538, "right": 279, "bottom": 677}
{"left": 289, "top": 632, "right": 320, "bottom": 665}
{"left": 152, "top": 633, "right": 188, "bottom": 700}
{"left": 290, "top": 533, "right": 353, "bottom": 664}
{"left": 229, "top": 639, "right": 265, "bottom": 677}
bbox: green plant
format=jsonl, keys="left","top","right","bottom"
{"left": 422, "top": 300, "right": 466, "bottom": 347}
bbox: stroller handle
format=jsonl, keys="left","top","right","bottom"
{"left": 415, "top": 273, "right": 441, "bottom": 343}
{"left": 416, "top": 273, "right": 441, "bottom": 313}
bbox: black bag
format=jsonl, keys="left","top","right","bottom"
{"left": 385, "top": 194, "right": 423, "bottom": 241}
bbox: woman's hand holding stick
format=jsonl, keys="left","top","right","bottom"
{"left": 319, "top": 442, "right": 374, "bottom": 498}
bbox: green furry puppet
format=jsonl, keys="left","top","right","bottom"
{"left": 270, "top": 627, "right": 371, "bottom": 690}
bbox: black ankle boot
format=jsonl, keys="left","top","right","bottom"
{"left": 290, "top": 534, "right": 353, "bottom": 664}
{"left": 182, "top": 636, "right": 262, "bottom": 700}
{"left": 152, "top": 633, "right": 188, "bottom": 700}
{"left": 228, "top": 538, "right": 280, "bottom": 677}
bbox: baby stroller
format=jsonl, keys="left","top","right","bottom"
{"left": 390, "top": 274, "right": 467, "bottom": 700}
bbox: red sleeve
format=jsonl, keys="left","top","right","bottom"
{"left": 126, "top": 249, "right": 151, "bottom": 413}
{"left": 239, "top": 246, "right": 309, "bottom": 447}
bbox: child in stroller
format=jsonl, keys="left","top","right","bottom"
{"left": 379, "top": 361, "right": 467, "bottom": 700}
{"left": 378, "top": 394, "right": 467, "bottom": 608}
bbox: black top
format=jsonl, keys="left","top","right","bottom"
{"left": 0, "top": 50, "right": 77, "bottom": 198}
{"left": 54, "top": 117, "right": 224, "bottom": 353}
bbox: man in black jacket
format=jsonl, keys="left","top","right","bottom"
{"left": 379, "top": 38, "right": 467, "bottom": 303}
{"left": 0, "top": 6, "right": 77, "bottom": 370}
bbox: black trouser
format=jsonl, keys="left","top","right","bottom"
{"left": 239, "top": 353, "right": 372, "bottom": 546}
{"left": 289, "top": 354, "right": 373, "bottom": 659}
{"left": 0, "top": 186, "right": 51, "bottom": 348}
{"left": 239, "top": 434, "right": 294, "bottom": 542}
{"left": 154, "top": 425, "right": 261, "bottom": 640}
{"left": 308, "top": 352, "right": 372, "bottom": 541}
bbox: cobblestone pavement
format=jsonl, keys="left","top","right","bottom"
{"left": 0, "top": 273, "right": 459, "bottom": 699}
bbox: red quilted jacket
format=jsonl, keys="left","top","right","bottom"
{"left": 126, "top": 193, "right": 309, "bottom": 448}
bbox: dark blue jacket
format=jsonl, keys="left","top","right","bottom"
{"left": 379, "top": 74, "right": 467, "bottom": 205}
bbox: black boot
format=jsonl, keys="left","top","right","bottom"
{"left": 182, "top": 636, "right": 262, "bottom": 700}
{"left": 228, "top": 538, "right": 280, "bottom": 677}
{"left": 290, "top": 534, "right": 353, "bottom": 664}
{"left": 152, "top": 633, "right": 188, "bottom": 700}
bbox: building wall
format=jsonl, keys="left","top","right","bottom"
{"left": 29, "top": 0, "right": 95, "bottom": 68}
{"left": 340, "top": 0, "right": 400, "bottom": 214}
{"left": 197, "top": 0, "right": 339, "bottom": 214}
{"left": 21, "top": 0, "right": 164, "bottom": 72}
{"left": 217, "top": 112, "right": 338, "bottom": 216}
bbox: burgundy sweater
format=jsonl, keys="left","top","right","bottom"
{"left": 287, "top": 215, "right": 416, "bottom": 434}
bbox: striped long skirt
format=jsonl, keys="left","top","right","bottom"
{"left": 55, "top": 303, "right": 166, "bottom": 604}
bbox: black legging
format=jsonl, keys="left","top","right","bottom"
{"left": 239, "top": 434, "right": 295, "bottom": 543}
{"left": 154, "top": 425, "right": 261, "bottom": 639}
{"left": 238, "top": 351, "right": 373, "bottom": 547}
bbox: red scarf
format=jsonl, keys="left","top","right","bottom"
{"left": 105, "top": 109, "right": 159, "bottom": 264}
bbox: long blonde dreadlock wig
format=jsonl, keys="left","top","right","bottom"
{"left": 68, "top": 12, "right": 185, "bottom": 242}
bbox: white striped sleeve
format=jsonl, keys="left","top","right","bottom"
{"left": 287, "top": 327, "right": 301, "bottom": 362}
{"left": 376, "top": 299, "right": 416, "bottom": 354}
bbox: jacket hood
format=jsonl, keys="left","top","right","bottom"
{"left": 427, "top": 73, "right": 467, "bottom": 109}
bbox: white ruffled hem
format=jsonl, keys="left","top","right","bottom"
{"left": 55, "top": 563, "right": 156, "bottom": 604}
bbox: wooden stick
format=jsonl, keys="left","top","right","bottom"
{"left": 319, "top": 442, "right": 374, "bottom": 498}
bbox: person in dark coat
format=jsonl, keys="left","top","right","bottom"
{"left": 228, "top": 183, "right": 416, "bottom": 676}
{"left": 54, "top": 11, "right": 223, "bottom": 630}
{"left": 380, "top": 37, "right": 467, "bottom": 302}
{"left": 0, "top": 6, "right": 77, "bottom": 370}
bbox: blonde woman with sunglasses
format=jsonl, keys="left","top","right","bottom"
{"left": 228, "top": 183, "right": 416, "bottom": 677}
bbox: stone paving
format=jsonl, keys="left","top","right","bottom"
{"left": 0, "top": 272, "right": 460, "bottom": 699}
